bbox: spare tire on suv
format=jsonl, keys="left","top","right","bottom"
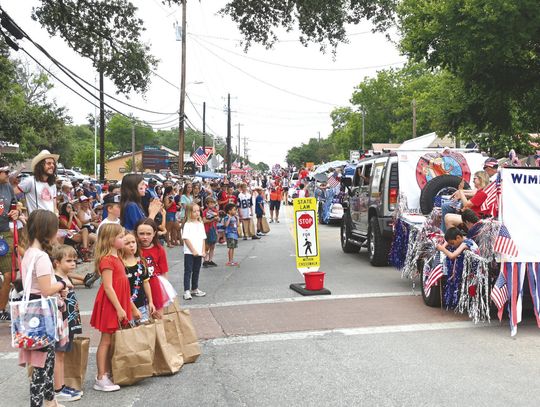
{"left": 419, "top": 175, "right": 471, "bottom": 215}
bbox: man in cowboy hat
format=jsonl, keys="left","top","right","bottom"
{"left": 17, "top": 150, "right": 59, "bottom": 214}
{"left": 0, "top": 160, "right": 20, "bottom": 321}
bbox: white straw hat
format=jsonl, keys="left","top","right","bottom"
{"left": 31, "top": 150, "right": 60, "bottom": 172}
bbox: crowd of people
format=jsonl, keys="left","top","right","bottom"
{"left": 0, "top": 150, "right": 305, "bottom": 406}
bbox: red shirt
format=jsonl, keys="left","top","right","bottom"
{"left": 203, "top": 207, "right": 218, "bottom": 233}
{"left": 59, "top": 215, "right": 78, "bottom": 231}
{"left": 469, "top": 189, "right": 488, "bottom": 216}
{"left": 141, "top": 244, "right": 168, "bottom": 277}
{"left": 299, "top": 169, "right": 309, "bottom": 179}
{"left": 225, "top": 194, "right": 237, "bottom": 206}
{"left": 141, "top": 244, "right": 168, "bottom": 310}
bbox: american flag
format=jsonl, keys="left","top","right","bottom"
{"left": 424, "top": 255, "right": 443, "bottom": 297}
{"left": 192, "top": 146, "right": 208, "bottom": 166}
{"left": 480, "top": 173, "right": 501, "bottom": 217}
{"left": 327, "top": 175, "right": 340, "bottom": 188}
{"left": 491, "top": 268, "right": 509, "bottom": 321}
{"left": 493, "top": 224, "right": 519, "bottom": 258}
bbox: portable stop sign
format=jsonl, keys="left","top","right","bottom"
{"left": 293, "top": 197, "right": 320, "bottom": 272}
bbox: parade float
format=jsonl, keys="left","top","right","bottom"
{"left": 389, "top": 158, "right": 540, "bottom": 336}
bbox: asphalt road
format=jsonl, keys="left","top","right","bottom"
{"left": 1, "top": 204, "right": 539, "bottom": 406}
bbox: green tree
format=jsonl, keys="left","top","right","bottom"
{"left": 253, "top": 162, "right": 270, "bottom": 172}
{"left": 216, "top": 0, "right": 397, "bottom": 51}
{"left": 105, "top": 114, "right": 156, "bottom": 153}
{"left": 398, "top": 0, "right": 540, "bottom": 138}
{"left": 286, "top": 138, "right": 335, "bottom": 167}
{"left": 124, "top": 157, "right": 144, "bottom": 172}
{"left": 33, "top": 0, "right": 158, "bottom": 94}
{"left": 0, "top": 40, "right": 68, "bottom": 163}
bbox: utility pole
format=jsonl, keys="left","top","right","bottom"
{"left": 318, "top": 131, "right": 321, "bottom": 143}
{"left": 226, "top": 93, "right": 231, "bottom": 173}
{"left": 131, "top": 123, "right": 136, "bottom": 173}
{"left": 99, "top": 67, "right": 105, "bottom": 181}
{"left": 237, "top": 123, "right": 243, "bottom": 159}
{"left": 412, "top": 98, "right": 417, "bottom": 139}
{"left": 202, "top": 101, "right": 206, "bottom": 171}
{"left": 93, "top": 76, "right": 98, "bottom": 179}
{"left": 178, "top": 0, "right": 187, "bottom": 176}
{"left": 243, "top": 136, "right": 248, "bottom": 161}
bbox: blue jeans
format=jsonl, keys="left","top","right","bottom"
{"left": 441, "top": 201, "right": 458, "bottom": 232}
{"left": 184, "top": 254, "right": 202, "bottom": 292}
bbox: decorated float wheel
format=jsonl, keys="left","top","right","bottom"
{"left": 368, "top": 216, "right": 390, "bottom": 266}
{"left": 340, "top": 213, "right": 360, "bottom": 253}
{"left": 418, "top": 259, "right": 442, "bottom": 307}
{"left": 419, "top": 175, "right": 471, "bottom": 215}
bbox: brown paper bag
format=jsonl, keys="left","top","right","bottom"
{"left": 153, "top": 319, "right": 184, "bottom": 376}
{"left": 163, "top": 301, "right": 201, "bottom": 364}
{"left": 176, "top": 308, "right": 201, "bottom": 363}
{"left": 64, "top": 337, "right": 90, "bottom": 391}
{"left": 261, "top": 217, "right": 270, "bottom": 234}
{"left": 111, "top": 323, "right": 156, "bottom": 385}
{"left": 247, "top": 218, "right": 256, "bottom": 236}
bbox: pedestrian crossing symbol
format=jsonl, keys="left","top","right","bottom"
{"left": 293, "top": 197, "right": 320, "bottom": 272}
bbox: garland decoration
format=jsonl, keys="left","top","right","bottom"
{"left": 457, "top": 251, "right": 490, "bottom": 323}
{"left": 389, "top": 218, "right": 410, "bottom": 270}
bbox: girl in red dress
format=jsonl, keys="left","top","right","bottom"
{"left": 135, "top": 218, "right": 168, "bottom": 318}
{"left": 90, "top": 223, "right": 131, "bottom": 392}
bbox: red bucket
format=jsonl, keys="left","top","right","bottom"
{"left": 304, "top": 272, "right": 325, "bottom": 291}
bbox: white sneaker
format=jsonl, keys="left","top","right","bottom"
{"left": 191, "top": 289, "right": 206, "bottom": 297}
{"left": 183, "top": 290, "right": 192, "bottom": 300}
{"left": 93, "top": 375, "right": 120, "bottom": 392}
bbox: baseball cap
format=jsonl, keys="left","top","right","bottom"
{"left": 103, "top": 193, "right": 120, "bottom": 205}
{"left": 79, "top": 196, "right": 89, "bottom": 202}
{"left": 483, "top": 157, "right": 499, "bottom": 169}
{"left": 61, "top": 181, "right": 72, "bottom": 189}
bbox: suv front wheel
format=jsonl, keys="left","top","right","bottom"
{"left": 368, "top": 217, "right": 390, "bottom": 266}
{"left": 340, "top": 214, "right": 360, "bottom": 253}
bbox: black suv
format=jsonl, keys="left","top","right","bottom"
{"left": 341, "top": 153, "right": 399, "bottom": 266}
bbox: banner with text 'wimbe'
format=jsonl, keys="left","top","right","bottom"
{"left": 500, "top": 168, "right": 540, "bottom": 262}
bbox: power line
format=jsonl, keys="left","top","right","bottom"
{"left": 21, "top": 46, "right": 178, "bottom": 129}
{"left": 191, "top": 36, "right": 340, "bottom": 107}
{"left": 189, "top": 30, "right": 372, "bottom": 43}
{"left": 2, "top": 7, "right": 178, "bottom": 116}
{"left": 192, "top": 34, "right": 406, "bottom": 72}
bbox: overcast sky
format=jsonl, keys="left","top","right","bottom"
{"left": 4, "top": 0, "right": 404, "bottom": 166}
